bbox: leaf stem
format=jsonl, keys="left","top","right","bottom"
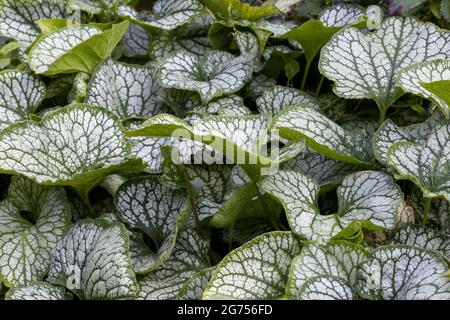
{"left": 378, "top": 107, "right": 387, "bottom": 125}
{"left": 301, "top": 60, "right": 312, "bottom": 91}
{"left": 315, "top": 75, "right": 325, "bottom": 96}
{"left": 422, "top": 197, "right": 431, "bottom": 225}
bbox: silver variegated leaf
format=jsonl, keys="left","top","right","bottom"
{"left": 373, "top": 113, "right": 447, "bottom": 164}
{"left": 5, "top": 282, "right": 72, "bottom": 300}
{"left": 85, "top": 59, "right": 162, "bottom": 119}
{"left": 388, "top": 124, "right": 450, "bottom": 201}
{"left": 0, "top": 0, "right": 68, "bottom": 47}
{"left": 272, "top": 105, "right": 373, "bottom": 165}
{"left": 178, "top": 267, "right": 215, "bottom": 300}
{"left": 319, "top": 4, "right": 365, "bottom": 27}
{"left": 397, "top": 59, "right": 450, "bottom": 117}
{"left": 319, "top": 17, "right": 450, "bottom": 112}
{"left": 286, "top": 241, "right": 369, "bottom": 299}
{"left": 391, "top": 225, "right": 450, "bottom": 257}
{"left": 297, "top": 276, "right": 355, "bottom": 300}
{"left": 157, "top": 50, "right": 253, "bottom": 103}
{"left": 115, "top": 177, "right": 188, "bottom": 273}
{"left": 203, "top": 232, "right": 301, "bottom": 300}
{"left": 357, "top": 245, "right": 450, "bottom": 300}
{"left": 0, "top": 176, "right": 71, "bottom": 287}
{"left": 0, "top": 104, "right": 146, "bottom": 203}
{"left": 0, "top": 70, "right": 46, "bottom": 130}
{"left": 194, "top": 95, "right": 252, "bottom": 116}
{"left": 137, "top": 228, "right": 210, "bottom": 300}
{"left": 123, "top": 23, "right": 150, "bottom": 57}
{"left": 118, "top": 0, "right": 203, "bottom": 31}
{"left": 256, "top": 86, "right": 320, "bottom": 115}
{"left": 47, "top": 219, "right": 138, "bottom": 299}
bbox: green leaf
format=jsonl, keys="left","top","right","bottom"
{"left": 203, "top": 231, "right": 301, "bottom": 299}
{"left": 114, "top": 176, "right": 189, "bottom": 273}
{"left": 201, "top": 0, "right": 280, "bottom": 22}
{"left": 397, "top": 60, "right": 450, "bottom": 117}
{"left": 137, "top": 228, "right": 210, "bottom": 300}
{"left": 85, "top": 59, "right": 162, "bottom": 119}
{"left": 0, "top": 0, "right": 68, "bottom": 47}
{"left": 319, "top": 17, "right": 450, "bottom": 114}
{"left": 157, "top": 50, "right": 253, "bottom": 103}
{"left": 118, "top": 0, "right": 203, "bottom": 31}
{"left": 256, "top": 86, "right": 320, "bottom": 115}
{"left": 0, "top": 70, "right": 46, "bottom": 130}
{"left": 28, "top": 21, "right": 130, "bottom": 76}
{"left": 259, "top": 170, "right": 404, "bottom": 243}
{"left": 5, "top": 281, "right": 72, "bottom": 300}
{"left": 47, "top": 219, "right": 138, "bottom": 300}
{"left": 286, "top": 241, "right": 369, "bottom": 299}
{"left": 357, "top": 245, "right": 450, "bottom": 300}
{"left": 388, "top": 124, "right": 450, "bottom": 201}
{"left": 272, "top": 105, "right": 373, "bottom": 165}
{"left": 0, "top": 104, "right": 147, "bottom": 204}
{"left": 0, "top": 176, "right": 71, "bottom": 287}
{"left": 373, "top": 113, "right": 447, "bottom": 165}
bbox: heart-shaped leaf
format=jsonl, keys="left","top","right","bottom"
{"left": 319, "top": 17, "right": 450, "bottom": 117}
{"left": 0, "top": 176, "right": 71, "bottom": 287}
{"left": 391, "top": 225, "right": 450, "bottom": 257}
{"left": 157, "top": 50, "right": 253, "bottom": 103}
{"left": 0, "top": 70, "right": 46, "bottom": 130}
{"left": 0, "top": 104, "right": 146, "bottom": 204}
{"left": 5, "top": 281, "right": 72, "bottom": 300}
{"left": 0, "top": 0, "right": 68, "bottom": 48}
{"left": 388, "top": 124, "right": 450, "bottom": 201}
{"left": 47, "top": 219, "right": 138, "bottom": 300}
{"left": 319, "top": 4, "right": 365, "bottom": 27}
{"left": 114, "top": 176, "right": 189, "bottom": 273}
{"left": 272, "top": 105, "right": 373, "bottom": 165}
{"left": 373, "top": 113, "right": 446, "bottom": 164}
{"left": 398, "top": 59, "right": 450, "bottom": 117}
{"left": 357, "top": 245, "right": 450, "bottom": 300}
{"left": 203, "top": 231, "right": 301, "bottom": 299}
{"left": 28, "top": 21, "right": 129, "bottom": 76}
{"left": 118, "top": 0, "right": 203, "bottom": 31}
{"left": 85, "top": 59, "right": 163, "bottom": 119}
{"left": 259, "top": 170, "right": 404, "bottom": 243}
{"left": 137, "top": 228, "right": 210, "bottom": 300}
{"left": 256, "top": 86, "right": 320, "bottom": 115}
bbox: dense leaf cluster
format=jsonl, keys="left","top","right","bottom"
{"left": 0, "top": 0, "right": 449, "bottom": 300}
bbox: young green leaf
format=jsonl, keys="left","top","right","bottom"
{"left": 357, "top": 245, "right": 450, "bottom": 300}
{"left": 0, "top": 104, "right": 146, "bottom": 203}
{"left": 0, "top": 0, "right": 68, "bottom": 47}
{"left": 0, "top": 70, "right": 46, "bottom": 130}
{"left": 319, "top": 17, "right": 450, "bottom": 116}
{"left": 5, "top": 282, "right": 72, "bottom": 300}
{"left": 157, "top": 50, "right": 253, "bottom": 103}
{"left": 0, "top": 176, "right": 71, "bottom": 287}
{"left": 388, "top": 124, "right": 450, "bottom": 201}
{"left": 398, "top": 59, "right": 450, "bottom": 117}
{"left": 286, "top": 241, "right": 369, "bottom": 299}
{"left": 28, "top": 21, "right": 129, "bottom": 76}
{"left": 137, "top": 228, "right": 210, "bottom": 300}
{"left": 85, "top": 59, "right": 162, "bottom": 119}
{"left": 47, "top": 219, "right": 138, "bottom": 300}
{"left": 118, "top": 0, "right": 203, "bottom": 31}
{"left": 201, "top": 0, "right": 280, "bottom": 22}
{"left": 203, "top": 231, "right": 301, "bottom": 299}
{"left": 114, "top": 176, "right": 189, "bottom": 273}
